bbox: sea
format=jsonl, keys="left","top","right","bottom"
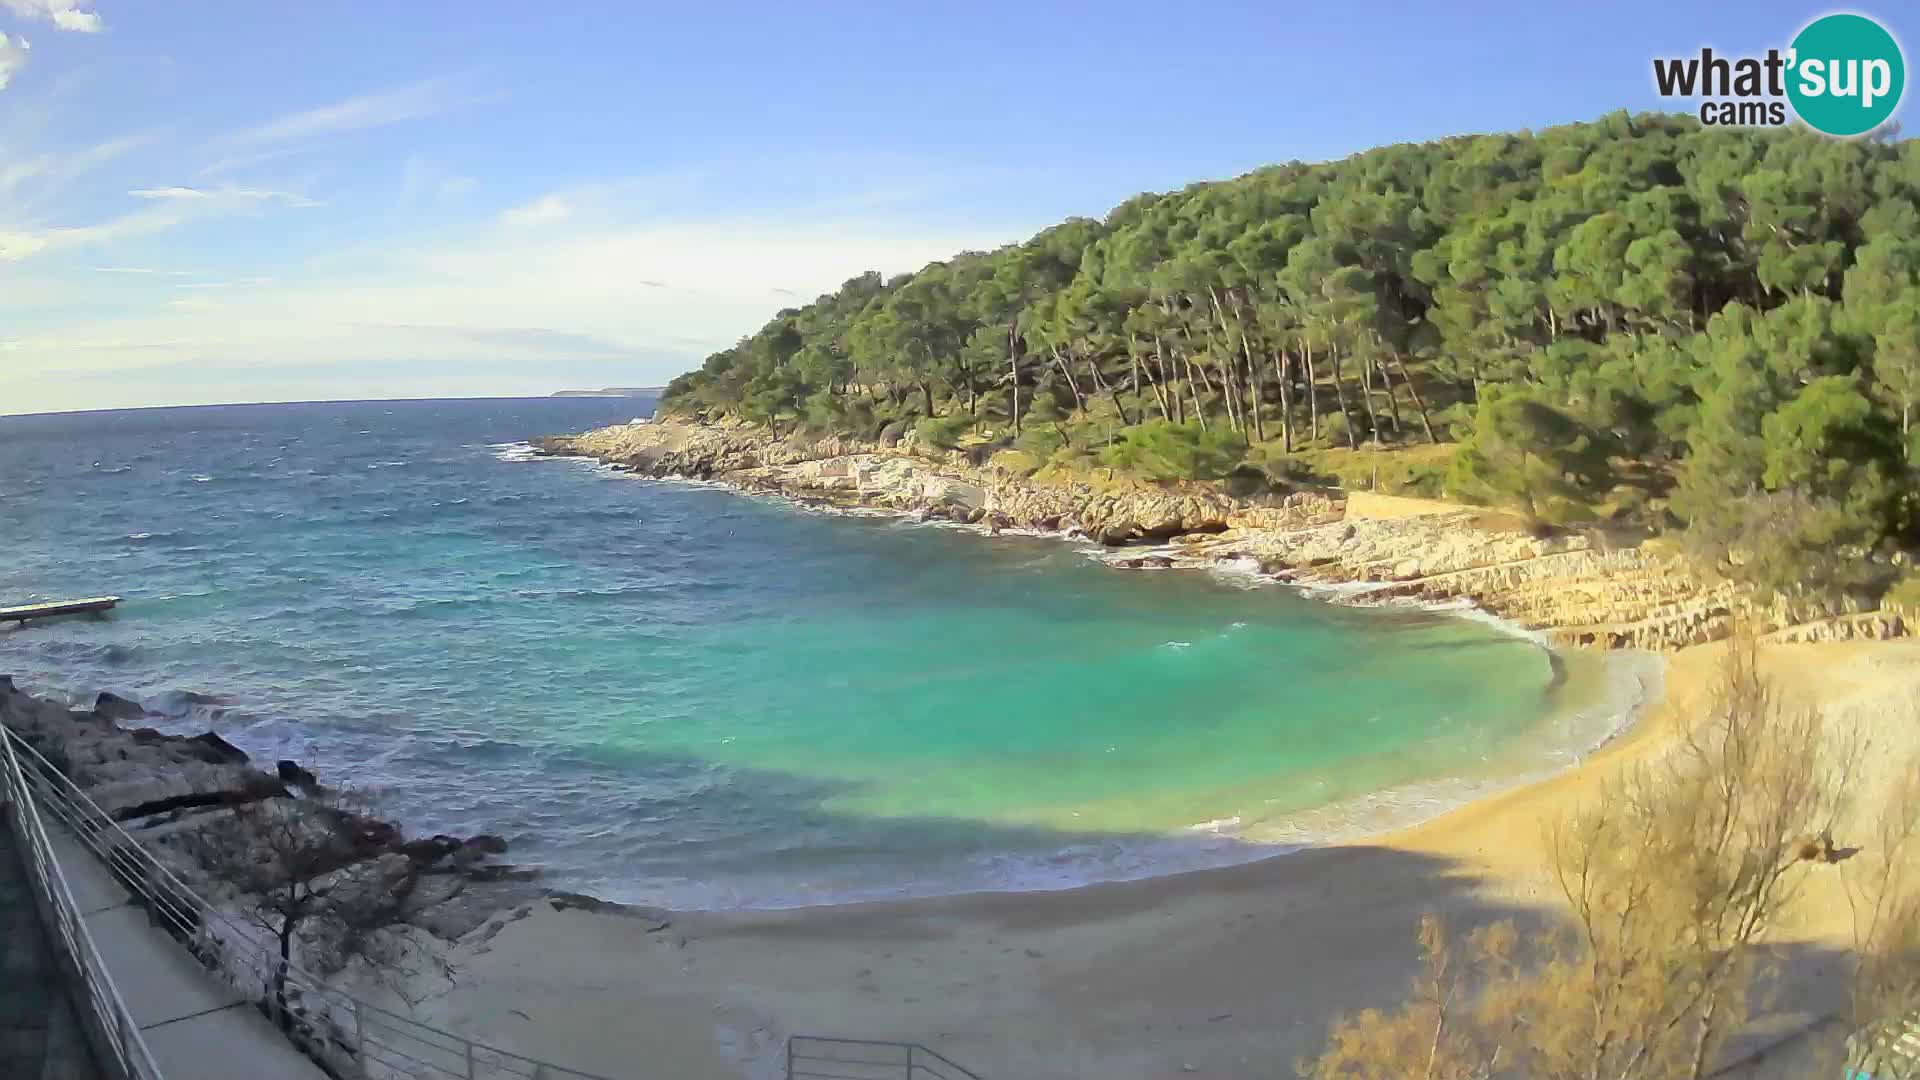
{"left": 0, "top": 398, "right": 1653, "bottom": 909}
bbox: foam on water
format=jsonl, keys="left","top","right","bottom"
{"left": 0, "top": 398, "right": 1657, "bottom": 911}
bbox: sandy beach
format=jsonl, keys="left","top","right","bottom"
{"left": 411, "top": 638, "right": 1920, "bottom": 1079}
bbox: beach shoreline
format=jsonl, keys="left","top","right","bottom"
{"left": 402, "top": 416, "right": 1914, "bottom": 1077}
{"left": 513, "top": 424, "right": 1685, "bottom": 904}
{"left": 419, "top": 637, "right": 1917, "bottom": 1080}
{"left": 17, "top": 635, "right": 1909, "bottom": 1080}
{"left": 6, "top": 410, "right": 1910, "bottom": 1078}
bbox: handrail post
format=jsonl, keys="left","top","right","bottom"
{"left": 2, "top": 725, "right": 165, "bottom": 1077}
{"left": 5, "top": 720, "right": 620, "bottom": 1080}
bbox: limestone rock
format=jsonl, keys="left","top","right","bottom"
{"left": 532, "top": 416, "right": 1910, "bottom": 653}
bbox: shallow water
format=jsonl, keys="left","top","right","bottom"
{"left": 0, "top": 399, "right": 1645, "bottom": 908}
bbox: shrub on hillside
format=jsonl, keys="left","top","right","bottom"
{"left": 1097, "top": 421, "right": 1246, "bottom": 482}
{"left": 913, "top": 414, "right": 974, "bottom": 450}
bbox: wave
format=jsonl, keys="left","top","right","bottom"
{"left": 488, "top": 441, "right": 545, "bottom": 463}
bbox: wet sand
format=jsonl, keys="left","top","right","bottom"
{"left": 419, "top": 639, "right": 1920, "bottom": 1080}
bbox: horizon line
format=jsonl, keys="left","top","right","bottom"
{"left": 0, "top": 391, "right": 663, "bottom": 422}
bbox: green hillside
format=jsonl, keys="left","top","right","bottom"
{"left": 663, "top": 112, "right": 1920, "bottom": 605}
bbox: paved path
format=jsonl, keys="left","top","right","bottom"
{"left": 46, "top": 828, "right": 331, "bottom": 1080}
{"left": 0, "top": 821, "right": 101, "bottom": 1080}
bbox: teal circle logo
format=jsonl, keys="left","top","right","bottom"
{"left": 1788, "top": 13, "right": 1905, "bottom": 136}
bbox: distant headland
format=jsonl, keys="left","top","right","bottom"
{"left": 549, "top": 387, "right": 663, "bottom": 398}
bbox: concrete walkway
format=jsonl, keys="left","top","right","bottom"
{"left": 0, "top": 822, "right": 101, "bottom": 1080}
{"left": 47, "top": 828, "right": 329, "bottom": 1080}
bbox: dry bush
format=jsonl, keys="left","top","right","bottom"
{"left": 185, "top": 789, "right": 457, "bottom": 1025}
{"left": 1838, "top": 757, "right": 1920, "bottom": 1076}
{"left": 1302, "top": 628, "right": 1905, "bottom": 1080}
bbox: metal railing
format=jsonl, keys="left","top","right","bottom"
{"left": 2, "top": 724, "right": 614, "bottom": 1080}
{"left": 0, "top": 721, "right": 166, "bottom": 1080}
{"left": 787, "top": 1036, "right": 981, "bottom": 1080}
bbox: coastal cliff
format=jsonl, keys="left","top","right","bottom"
{"left": 537, "top": 417, "right": 1908, "bottom": 652}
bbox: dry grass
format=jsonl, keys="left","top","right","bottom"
{"left": 1302, "top": 627, "right": 1919, "bottom": 1080}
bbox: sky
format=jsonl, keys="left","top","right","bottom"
{"left": 1, "top": 1, "right": 1914, "bottom": 416}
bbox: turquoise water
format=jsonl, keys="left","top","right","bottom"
{"left": 0, "top": 399, "right": 1639, "bottom": 908}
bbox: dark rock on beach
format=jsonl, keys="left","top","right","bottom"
{"left": 276, "top": 758, "right": 319, "bottom": 790}
{"left": 464, "top": 833, "right": 510, "bottom": 855}
{"left": 0, "top": 676, "right": 543, "bottom": 943}
{"left": 187, "top": 732, "right": 249, "bottom": 765}
{"left": 90, "top": 690, "right": 149, "bottom": 721}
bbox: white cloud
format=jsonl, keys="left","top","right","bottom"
{"left": 0, "top": 33, "right": 28, "bottom": 90}
{"left": 195, "top": 142, "right": 326, "bottom": 180}
{"left": 501, "top": 193, "right": 572, "bottom": 228}
{"left": 126, "top": 185, "right": 208, "bottom": 200}
{"left": 7, "top": 214, "right": 1016, "bottom": 380}
{"left": 0, "top": 133, "right": 156, "bottom": 215}
{"left": 0, "top": 227, "right": 46, "bottom": 259}
{"left": 129, "top": 185, "right": 321, "bottom": 208}
{"left": 6, "top": 142, "right": 1050, "bottom": 412}
{"left": 1, "top": 0, "right": 101, "bottom": 32}
{"left": 0, "top": 204, "right": 187, "bottom": 259}
{"left": 214, "top": 76, "right": 492, "bottom": 150}
{"left": 0, "top": 186, "right": 320, "bottom": 262}
{"left": 176, "top": 276, "right": 273, "bottom": 289}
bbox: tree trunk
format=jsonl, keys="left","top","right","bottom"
{"left": 1133, "top": 335, "right": 1171, "bottom": 421}
{"left": 1139, "top": 348, "right": 1169, "bottom": 421}
{"left": 1205, "top": 288, "right": 1244, "bottom": 435}
{"left": 1087, "top": 353, "right": 1135, "bottom": 426}
{"left": 1356, "top": 352, "right": 1382, "bottom": 444}
{"left": 1153, "top": 334, "right": 1181, "bottom": 424}
{"left": 1215, "top": 350, "right": 1242, "bottom": 433}
{"left": 1182, "top": 326, "right": 1218, "bottom": 397}
{"left": 1389, "top": 352, "right": 1438, "bottom": 444}
{"left": 1330, "top": 344, "right": 1361, "bottom": 449}
{"left": 1006, "top": 324, "right": 1021, "bottom": 436}
{"left": 1181, "top": 352, "right": 1208, "bottom": 431}
{"left": 1273, "top": 351, "right": 1293, "bottom": 453}
{"left": 1373, "top": 350, "right": 1403, "bottom": 436}
{"left": 1685, "top": 989, "right": 1720, "bottom": 1080}
{"left": 276, "top": 918, "right": 295, "bottom": 1031}
{"left": 1049, "top": 343, "right": 1086, "bottom": 414}
{"left": 1246, "top": 350, "right": 1265, "bottom": 443}
{"left": 1304, "top": 337, "right": 1321, "bottom": 444}
{"left": 1231, "top": 309, "right": 1264, "bottom": 443}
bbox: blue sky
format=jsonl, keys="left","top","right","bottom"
{"left": 2, "top": 1, "right": 1913, "bottom": 415}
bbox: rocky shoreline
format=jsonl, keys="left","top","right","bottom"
{"left": 536, "top": 416, "right": 1909, "bottom": 651}
{"left": 0, "top": 675, "right": 558, "bottom": 941}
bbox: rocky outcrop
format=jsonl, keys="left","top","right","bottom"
{"left": 534, "top": 417, "right": 1909, "bottom": 653}
{"left": 0, "top": 676, "right": 538, "bottom": 940}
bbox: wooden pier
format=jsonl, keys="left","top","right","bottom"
{"left": 0, "top": 597, "right": 120, "bottom": 624}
